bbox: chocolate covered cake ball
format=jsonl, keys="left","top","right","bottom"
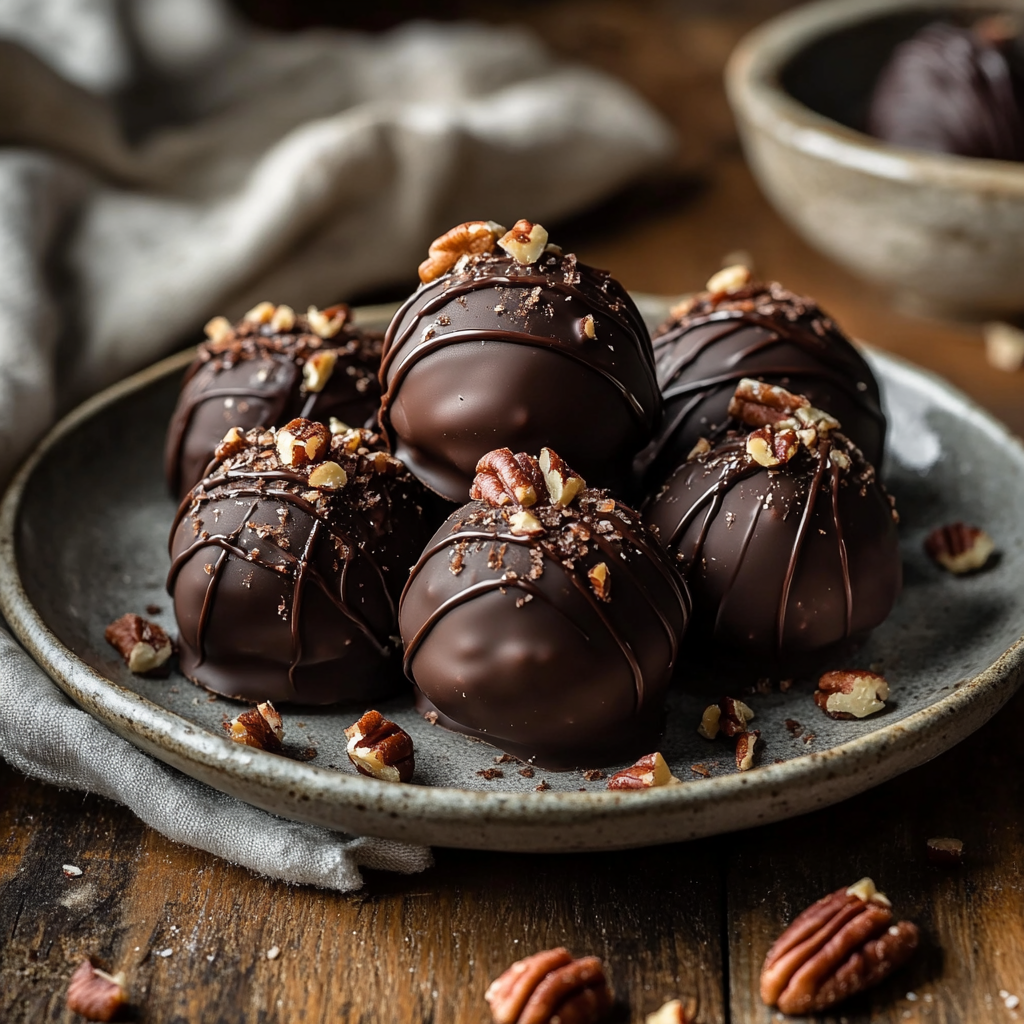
{"left": 644, "top": 380, "right": 900, "bottom": 660}
{"left": 379, "top": 219, "right": 662, "bottom": 503}
{"left": 868, "top": 18, "right": 1024, "bottom": 162}
{"left": 637, "top": 266, "right": 886, "bottom": 487}
{"left": 165, "top": 301, "right": 382, "bottom": 498}
{"left": 168, "top": 419, "right": 431, "bottom": 704}
{"left": 400, "top": 446, "right": 691, "bottom": 770}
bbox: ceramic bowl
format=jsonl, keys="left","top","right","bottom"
{"left": 726, "top": 0, "right": 1024, "bottom": 321}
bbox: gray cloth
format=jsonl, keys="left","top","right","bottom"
{"left": 0, "top": 0, "right": 675, "bottom": 888}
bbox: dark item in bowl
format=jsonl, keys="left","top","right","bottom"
{"left": 643, "top": 381, "right": 901, "bottom": 663}
{"left": 868, "top": 18, "right": 1024, "bottom": 161}
{"left": 400, "top": 447, "right": 690, "bottom": 770}
{"left": 165, "top": 301, "right": 382, "bottom": 499}
{"left": 636, "top": 267, "right": 885, "bottom": 489}
{"left": 168, "top": 421, "right": 431, "bottom": 704}
{"left": 379, "top": 219, "right": 662, "bottom": 503}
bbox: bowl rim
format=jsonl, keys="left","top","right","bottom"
{"left": 1, "top": 302, "right": 1023, "bottom": 850}
{"left": 726, "top": 0, "right": 1024, "bottom": 191}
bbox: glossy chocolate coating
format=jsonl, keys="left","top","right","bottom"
{"left": 400, "top": 486, "right": 691, "bottom": 770}
{"left": 379, "top": 251, "right": 661, "bottom": 503}
{"left": 868, "top": 20, "right": 1024, "bottom": 161}
{"left": 165, "top": 309, "right": 382, "bottom": 498}
{"left": 643, "top": 432, "right": 900, "bottom": 660}
{"left": 168, "top": 425, "right": 431, "bottom": 704}
{"left": 638, "top": 282, "right": 885, "bottom": 487}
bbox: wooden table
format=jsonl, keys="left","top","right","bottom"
{"left": 3, "top": 4, "right": 1023, "bottom": 1021}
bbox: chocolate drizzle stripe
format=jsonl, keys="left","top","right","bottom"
{"left": 287, "top": 519, "right": 319, "bottom": 693}
{"left": 776, "top": 440, "right": 831, "bottom": 655}
{"left": 831, "top": 459, "right": 854, "bottom": 638}
{"left": 381, "top": 328, "right": 649, "bottom": 425}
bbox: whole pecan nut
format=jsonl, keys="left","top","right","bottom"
{"left": 419, "top": 220, "right": 505, "bottom": 283}
{"left": 345, "top": 710, "right": 414, "bottom": 782}
{"left": 104, "top": 613, "right": 172, "bottom": 674}
{"left": 760, "top": 878, "right": 919, "bottom": 1015}
{"left": 66, "top": 960, "right": 127, "bottom": 1022}
{"left": 486, "top": 947, "right": 614, "bottom": 1024}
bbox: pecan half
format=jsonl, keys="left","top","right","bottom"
{"left": 419, "top": 220, "right": 505, "bottom": 283}
{"left": 924, "top": 522, "right": 995, "bottom": 574}
{"left": 497, "top": 219, "right": 549, "bottom": 266}
{"left": 539, "top": 447, "right": 585, "bottom": 507}
{"left": 66, "top": 960, "right": 127, "bottom": 1022}
{"left": 815, "top": 671, "right": 889, "bottom": 719}
{"left": 607, "top": 752, "right": 681, "bottom": 790}
{"left": 472, "top": 448, "right": 541, "bottom": 507}
{"left": 760, "top": 878, "right": 919, "bottom": 1015}
{"left": 104, "top": 613, "right": 172, "bottom": 674}
{"left": 345, "top": 710, "right": 414, "bottom": 782}
{"left": 486, "top": 947, "right": 614, "bottom": 1024}
{"left": 225, "top": 701, "right": 284, "bottom": 752}
{"left": 276, "top": 418, "right": 329, "bottom": 467}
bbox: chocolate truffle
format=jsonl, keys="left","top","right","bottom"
{"left": 165, "top": 301, "right": 382, "bottom": 498}
{"left": 868, "top": 18, "right": 1024, "bottom": 162}
{"left": 379, "top": 219, "right": 662, "bottom": 503}
{"left": 400, "top": 446, "right": 690, "bottom": 770}
{"left": 643, "top": 380, "right": 900, "bottom": 660}
{"left": 168, "top": 419, "right": 431, "bottom": 704}
{"left": 637, "top": 267, "right": 886, "bottom": 487}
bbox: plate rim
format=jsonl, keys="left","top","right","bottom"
{"left": 2, "top": 309, "right": 1023, "bottom": 850}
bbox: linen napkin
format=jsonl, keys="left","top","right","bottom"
{"left": 0, "top": 0, "right": 675, "bottom": 889}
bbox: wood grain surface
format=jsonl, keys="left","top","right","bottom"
{"left": 3, "top": 2, "right": 1024, "bottom": 1022}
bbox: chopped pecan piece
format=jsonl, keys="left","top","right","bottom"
{"left": 926, "top": 837, "right": 964, "bottom": 866}
{"left": 65, "top": 960, "right": 127, "bottom": 1022}
{"left": 302, "top": 349, "right": 337, "bottom": 392}
{"left": 225, "top": 701, "right": 284, "bottom": 752}
{"left": 735, "top": 730, "right": 760, "bottom": 771}
{"left": 607, "top": 752, "right": 681, "bottom": 790}
{"left": 306, "top": 303, "right": 348, "bottom": 339}
{"left": 204, "top": 315, "right": 233, "bottom": 344}
{"left": 472, "top": 448, "right": 541, "bottom": 507}
{"left": 276, "top": 418, "right": 329, "bottom": 467}
{"left": 587, "top": 562, "right": 611, "bottom": 601}
{"left": 419, "top": 220, "right": 505, "bottom": 283}
{"left": 815, "top": 671, "right": 889, "bottom": 719}
{"left": 698, "top": 697, "right": 755, "bottom": 740}
{"left": 345, "top": 710, "right": 414, "bottom": 782}
{"left": 760, "top": 878, "right": 919, "bottom": 1015}
{"left": 539, "top": 447, "right": 585, "bottom": 507}
{"left": 924, "top": 522, "right": 995, "bottom": 574}
{"left": 645, "top": 998, "right": 696, "bottom": 1024}
{"left": 508, "top": 509, "right": 544, "bottom": 537}
{"left": 746, "top": 425, "right": 798, "bottom": 467}
{"left": 498, "top": 219, "right": 549, "bottom": 266}
{"left": 307, "top": 461, "right": 348, "bottom": 490}
{"left": 485, "top": 947, "right": 614, "bottom": 1024}
{"left": 705, "top": 263, "right": 751, "bottom": 296}
{"left": 104, "top": 613, "right": 172, "bottom": 674}
{"left": 728, "top": 377, "right": 809, "bottom": 427}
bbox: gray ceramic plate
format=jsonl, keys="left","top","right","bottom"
{"left": 2, "top": 298, "right": 1023, "bottom": 852}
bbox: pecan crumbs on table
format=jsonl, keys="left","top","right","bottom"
{"left": 760, "top": 877, "right": 919, "bottom": 1015}
{"left": 486, "top": 947, "right": 614, "bottom": 1024}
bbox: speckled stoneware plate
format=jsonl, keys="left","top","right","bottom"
{"left": 2, "top": 298, "right": 1023, "bottom": 852}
